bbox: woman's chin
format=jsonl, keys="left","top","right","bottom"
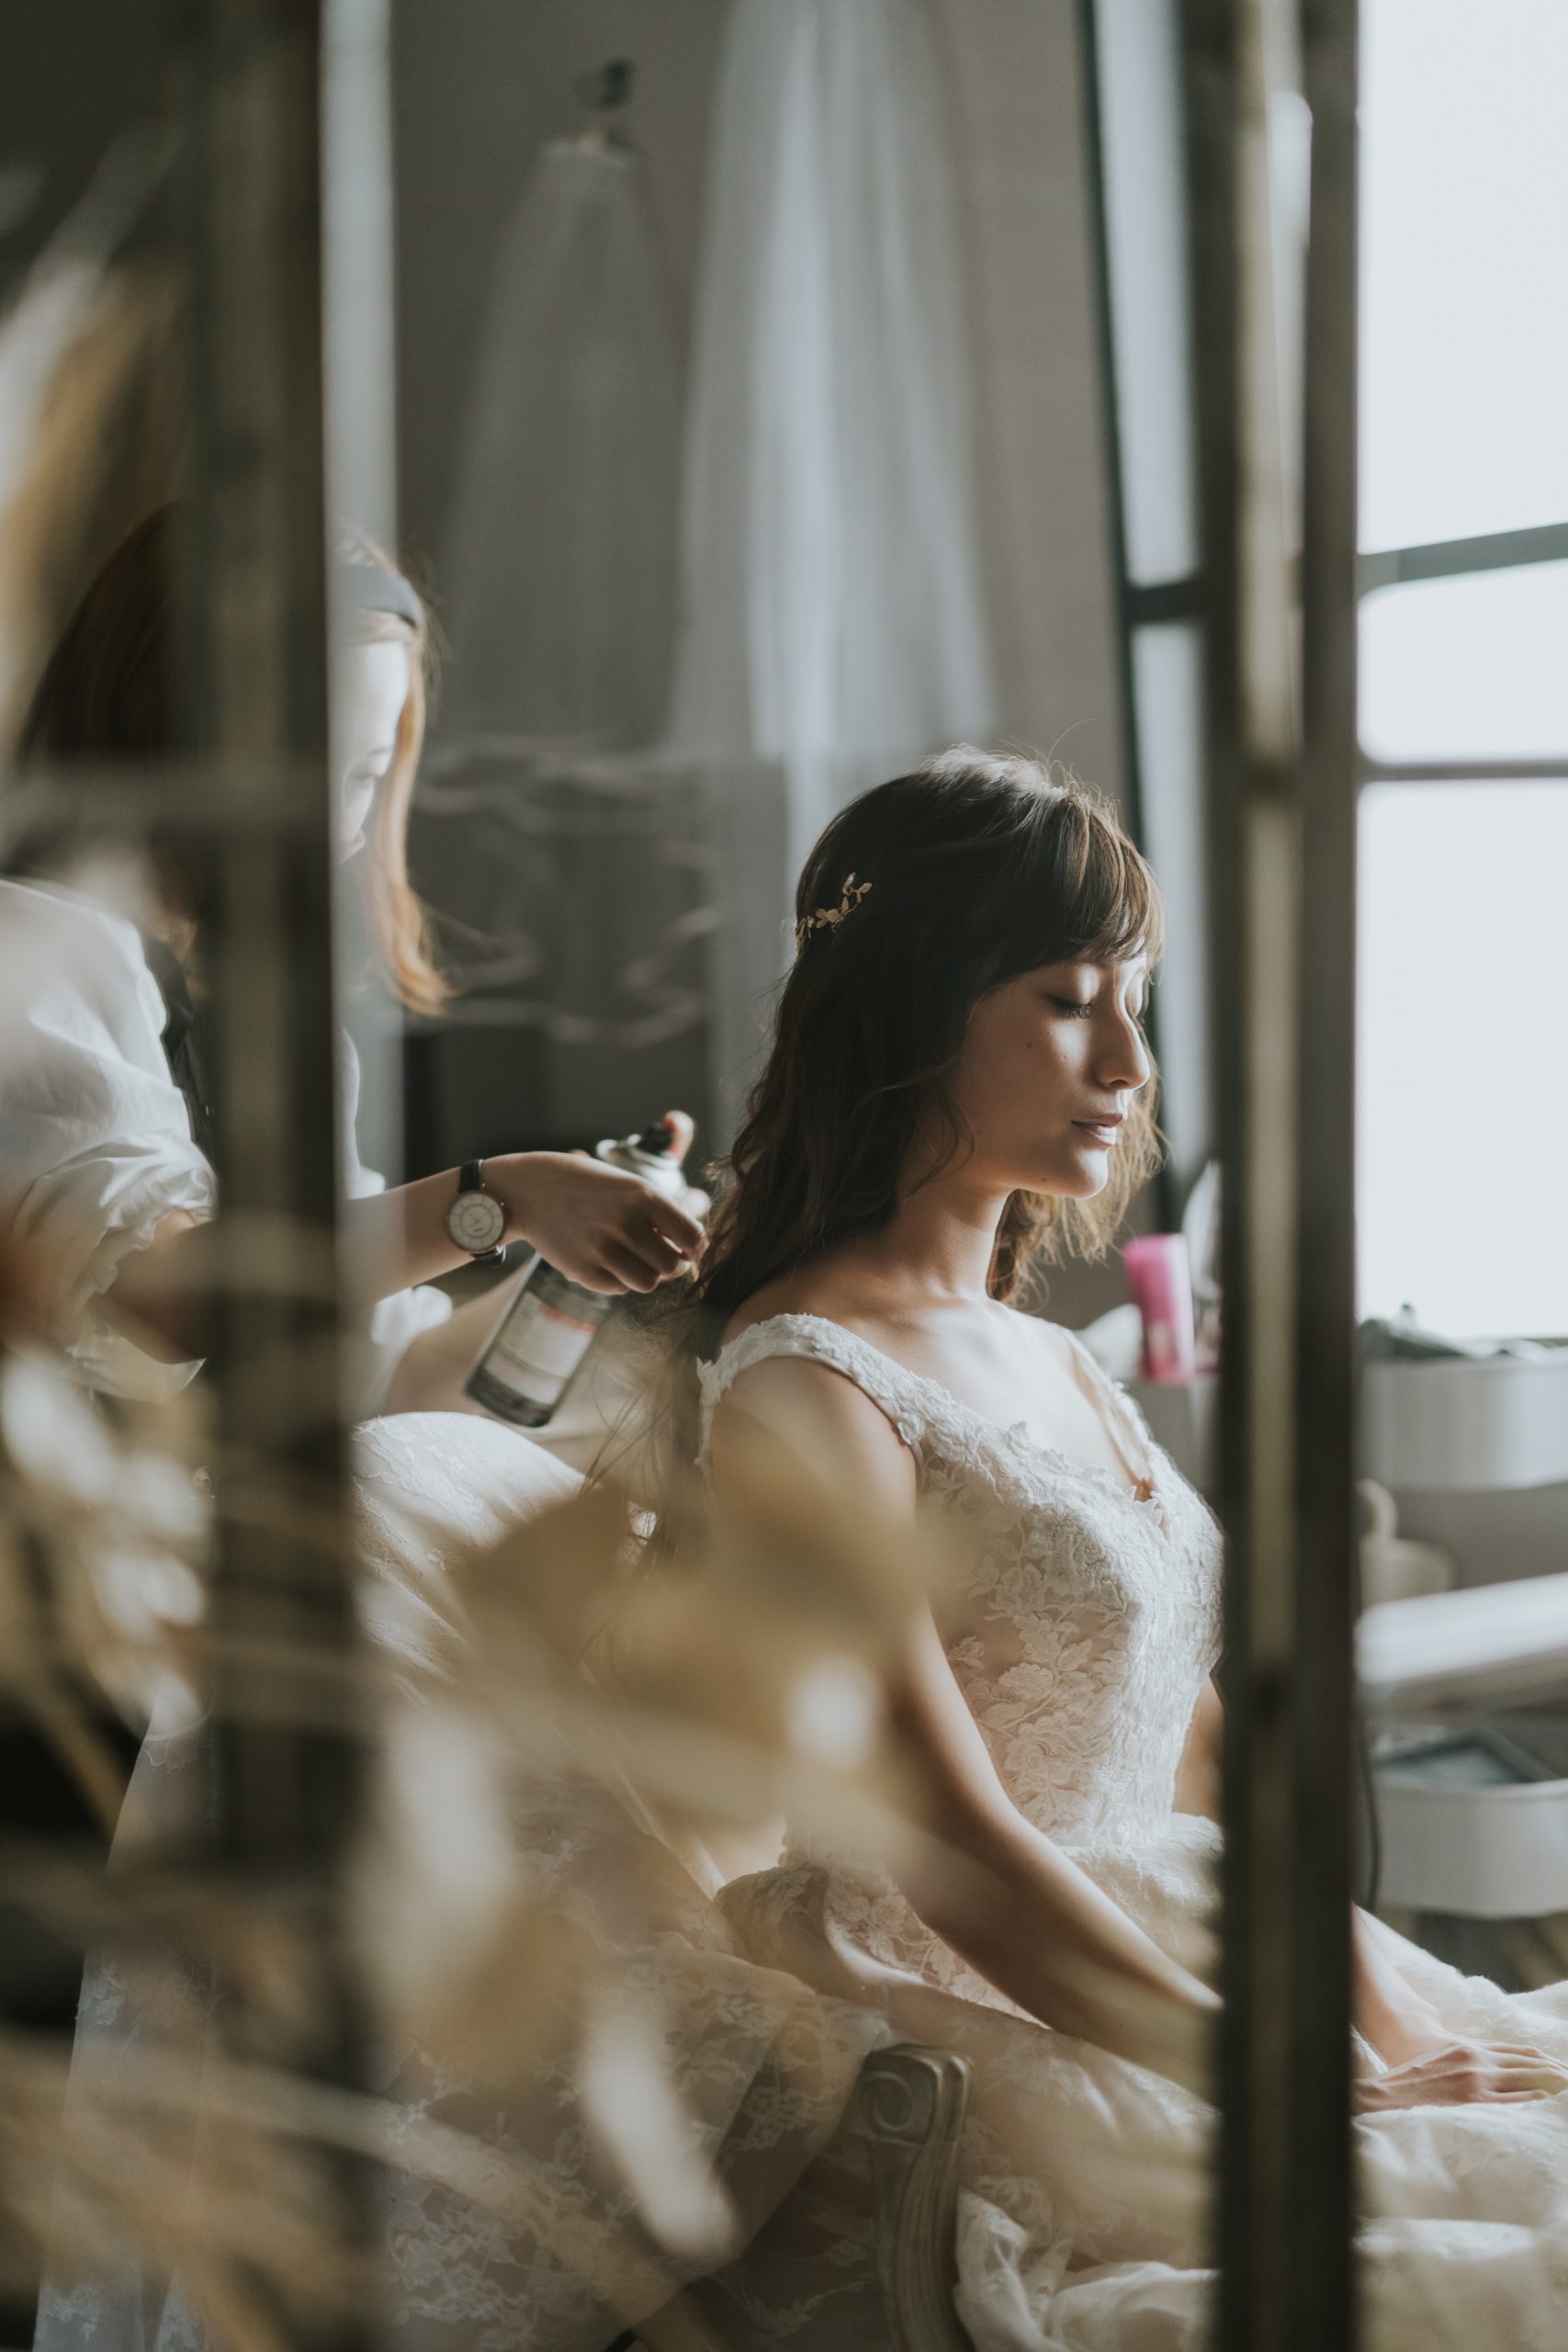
{"left": 1021, "top": 1157, "right": 1111, "bottom": 1203}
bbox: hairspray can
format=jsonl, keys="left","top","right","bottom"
{"left": 465, "top": 1122, "right": 690, "bottom": 1428}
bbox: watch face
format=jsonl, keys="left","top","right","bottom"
{"left": 448, "top": 1189, "right": 506, "bottom": 1253}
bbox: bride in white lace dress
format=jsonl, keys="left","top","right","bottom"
{"left": 677, "top": 749, "right": 1568, "bottom": 2349}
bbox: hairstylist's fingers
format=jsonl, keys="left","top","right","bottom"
{"left": 660, "top": 1110, "right": 695, "bottom": 1163}
{"left": 615, "top": 1217, "right": 683, "bottom": 1280}
{"left": 603, "top": 1240, "right": 661, "bottom": 1295}
{"left": 640, "top": 1218, "right": 696, "bottom": 1271}
{"left": 645, "top": 1192, "right": 705, "bottom": 1258}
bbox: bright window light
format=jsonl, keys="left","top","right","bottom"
{"left": 1359, "top": 0, "right": 1568, "bottom": 552}
{"left": 1357, "top": 783, "right": 1568, "bottom": 1337}
{"left": 1093, "top": 0, "right": 1198, "bottom": 585}
{"left": 1360, "top": 563, "right": 1568, "bottom": 763}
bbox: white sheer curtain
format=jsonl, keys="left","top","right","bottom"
{"left": 670, "top": 0, "right": 998, "bottom": 868}
{"left": 440, "top": 134, "right": 682, "bottom": 749}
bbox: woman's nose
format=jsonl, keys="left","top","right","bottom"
{"left": 1097, "top": 1007, "right": 1152, "bottom": 1093}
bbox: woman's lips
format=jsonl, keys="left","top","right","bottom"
{"left": 1072, "top": 1118, "right": 1124, "bottom": 1147}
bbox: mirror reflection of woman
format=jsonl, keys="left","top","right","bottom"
{"left": 13, "top": 512, "right": 707, "bottom": 2352}
{"left": 0, "top": 507, "right": 702, "bottom": 1430}
{"left": 676, "top": 750, "right": 1568, "bottom": 2346}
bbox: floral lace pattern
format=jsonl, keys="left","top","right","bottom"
{"left": 699, "top": 1313, "right": 1223, "bottom": 1860}
{"left": 695, "top": 1314, "right": 1568, "bottom": 2352}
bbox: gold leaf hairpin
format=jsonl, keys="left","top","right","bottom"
{"left": 795, "top": 872, "right": 874, "bottom": 953}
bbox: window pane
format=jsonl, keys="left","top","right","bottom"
{"left": 1092, "top": 0, "right": 1199, "bottom": 585}
{"left": 1360, "top": 0, "right": 1568, "bottom": 552}
{"left": 1358, "top": 783, "right": 1568, "bottom": 1336}
{"left": 1359, "top": 562, "right": 1568, "bottom": 763}
{"left": 1131, "top": 621, "right": 1209, "bottom": 1182}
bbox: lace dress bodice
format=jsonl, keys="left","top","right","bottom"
{"left": 698, "top": 1313, "right": 1223, "bottom": 1857}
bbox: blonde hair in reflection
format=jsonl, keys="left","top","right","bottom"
{"left": 339, "top": 529, "right": 450, "bottom": 1016}
{"left": 17, "top": 507, "right": 451, "bottom": 1015}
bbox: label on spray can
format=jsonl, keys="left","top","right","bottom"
{"left": 485, "top": 1288, "right": 604, "bottom": 1395}
{"left": 464, "top": 1121, "right": 692, "bottom": 1429}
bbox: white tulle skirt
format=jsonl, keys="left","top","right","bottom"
{"left": 700, "top": 1815, "right": 1568, "bottom": 2351}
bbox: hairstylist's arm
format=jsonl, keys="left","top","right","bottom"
{"left": 110, "top": 1113, "right": 704, "bottom": 1357}
{"left": 357, "top": 1110, "right": 704, "bottom": 1298}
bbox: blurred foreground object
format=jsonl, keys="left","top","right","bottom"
{"left": 26, "top": 1389, "right": 964, "bottom": 2348}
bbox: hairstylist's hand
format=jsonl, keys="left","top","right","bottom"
{"left": 491, "top": 1112, "right": 705, "bottom": 1295}
{"left": 1354, "top": 2033, "right": 1568, "bottom": 2112}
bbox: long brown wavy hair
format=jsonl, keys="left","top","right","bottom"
{"left": 632, "top": 750, "right": 1165, "bottom": 1540}
{"left": 14, "top": 504, "right": 449, "bottom": 1012}
{"left": 703, "top": 748, "right": 1161, "bottom": 1312}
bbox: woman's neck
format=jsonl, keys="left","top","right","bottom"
{"left": 848, "top": 1156, "right": 1012, "bottom": 1306}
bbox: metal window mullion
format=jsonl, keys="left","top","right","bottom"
{"left": 182, "top": 4, "right": 373, "bottom": 2346}
{"left": 1125, "top": 576, "right": 1208, "bottom": 623}
{"left": 1117, "top": 515, "right": 1568, "bottom": 624}
{"left": 1184, "top": 0, "right": 1359, "bottom": 2346}
{"left": 1358, "top": 518, "right": 1568, "bottom": 592}
{"left": 1179, "top": 3, "right": 1262, "bottom": 2317}
{"left": 1360, "top": 758, "right": 1568, "bottom": 785}
{"left": 1292, "top": 0, "right": 1360, "bottom": 2340}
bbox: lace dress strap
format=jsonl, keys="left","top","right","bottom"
{"left": 695, "top": 1313, "right": 945, "bottom": 1471}
{"left": 1061, "top": 1326, "right": 1158, "bottom": 1494}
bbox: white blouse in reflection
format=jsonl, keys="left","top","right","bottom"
{"left": 0, "top": 876, "right": 447, "bottom": 1407}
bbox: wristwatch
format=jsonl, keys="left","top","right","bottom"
{"left": 445, "top": 1159, "right": 508, "bottom": 1264}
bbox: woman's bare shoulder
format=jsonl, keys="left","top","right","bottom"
{"left": 709, "top": 1339, "right": 915, "bottom": 1504}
